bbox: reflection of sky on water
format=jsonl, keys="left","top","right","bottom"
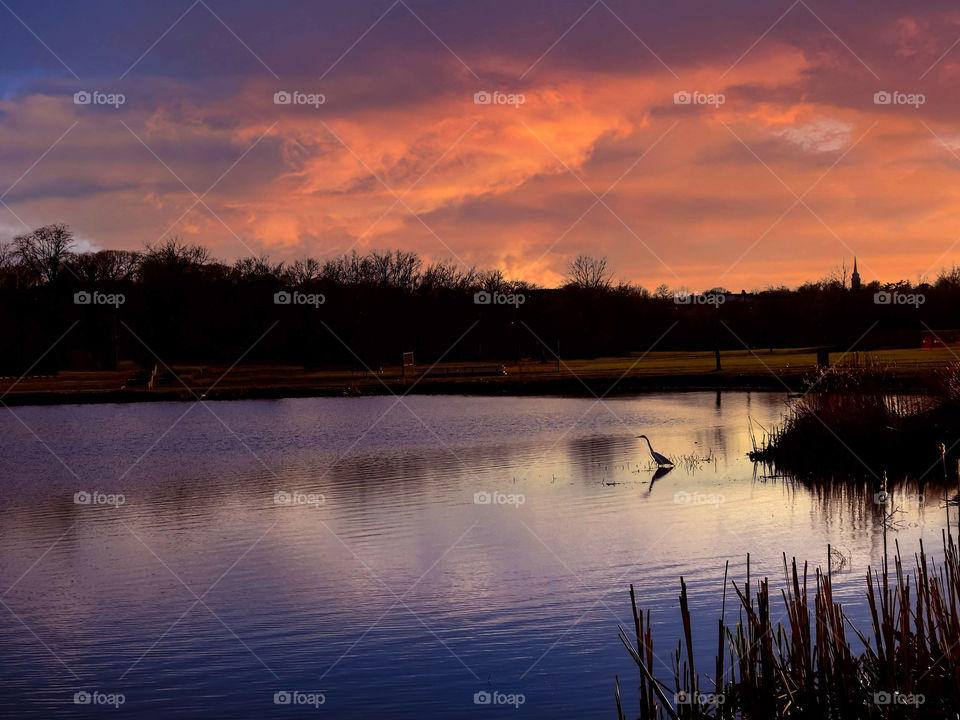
{"left": 0, "top": 393, "right": 948, "bottom": 717}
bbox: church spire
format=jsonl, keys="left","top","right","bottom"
{"left": 850, "top": 256, "right": 861, "bottom": 291}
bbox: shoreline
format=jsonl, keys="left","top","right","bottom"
{"left": 0, "top": 371, "right": 933, "bottom": 407}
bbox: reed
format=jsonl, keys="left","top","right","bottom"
{"left": 617, "top": 530, "right": 960, "bottom": 719}
{"left": 750, "top": 359, "right": 960, "bottom": 476}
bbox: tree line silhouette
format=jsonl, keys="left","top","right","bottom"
{"left": 2, "top": 224, "right": 958, "bottom": 375}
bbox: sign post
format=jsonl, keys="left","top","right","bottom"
{"left": 401, "top": 352, "right": 414, "bottom": 384}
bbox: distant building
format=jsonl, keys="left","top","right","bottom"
{"left": 921, "top": 330, "right": 960, "bottom": 349}
{"left": 720, "top": 289, "right": 755, "bottom": 303}
{"left": 850, "top": 257, "right": 861, "bottom": 290}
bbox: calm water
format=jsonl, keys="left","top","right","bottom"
{"left": 0, "top": 393, "right": 947, "bottom": 718}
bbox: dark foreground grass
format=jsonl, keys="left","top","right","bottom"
{"left": 616, "top": 525, "right": 960, "bottom": 720}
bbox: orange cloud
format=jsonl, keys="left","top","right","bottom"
{"left": 3, "top": 31, "right": 960, "bottom": 293}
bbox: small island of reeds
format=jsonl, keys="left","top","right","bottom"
{"left": 749, "top": 357, "right": 960, "bottom": 478}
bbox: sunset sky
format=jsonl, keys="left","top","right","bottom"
{"left": 2, "top": 0, "right": 960, "bottom": 291}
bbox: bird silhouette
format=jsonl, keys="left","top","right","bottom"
{"left": 636, "top": 435, "right": 674, "bottom": 468}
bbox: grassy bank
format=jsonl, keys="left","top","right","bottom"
{"left": 2, "top": 346, "right": 957, "bottom": 406}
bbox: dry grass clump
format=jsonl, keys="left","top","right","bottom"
{"left": 617, "top": 530, "right": 960, "bottom": 719}
{"left": 750, "top": 358, "right": 960, "bottom": 476}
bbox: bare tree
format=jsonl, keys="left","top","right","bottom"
{"left": 287, "top": 257, "right": 321, "bottom": 285}
{"left": 937, "top": 264, "right": 960, "bottom": 288}
{"left": 142, "top": 237, "right": 211, "bottom": 265}
{"left": 389, "top": 250, "right": 422, "bottom": 290}
{"left": 0, "top": 240, "right": 21, "bottom": 288}
{"left": 479, "top": 268, "right": 507, "bottom": 293}
{"left": 0, "top": 241, "right": 13, "bottom": 269}
{"left": 822, "top": 260, "right": 847, "bottom": 290}
{"left": 421, "top": 259, "right": 457, "bottom": 290}
{"left": 343, "top": 250, "right": 371, "bottom": 284}
{"left": 102, "top": 250, "right": 141, "bottom": 282}
{"left": 140, "top": 237, "right": 211, "bottom": 279}
{"left": 566, "top": 254, "right": 613, "bottom": 290}
{"left": 320, "top": 256, "right": 348, "bottom": 284}
{"left": 421, "top": 259, "right": 478, "bottom": 291}
{"left": 232, "top": 255, "right": 284, "bottom": 280}
{"left": 70, "top": 249, "right": 140, "bottom": 283}
{"left": 13, "top": 223, "right": 75, "bottom": 284}
{"left": 616, "top": 280, "right": 648, "bottom": 297}
{"left": 368, "top": 250, "right": 393, "bottom": 285}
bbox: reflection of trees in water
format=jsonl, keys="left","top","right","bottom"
{"left": 564, "top": 434, "right": 639, "bottom": 482}
{"left": 691, "top": 426, "right": 727, "bottom": 467}
{"left": 756, "top": 473, "right": 946, "bottom": 565}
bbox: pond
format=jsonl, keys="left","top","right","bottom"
{"left": 0, "top": 392, "right": 946, "bottom": 717}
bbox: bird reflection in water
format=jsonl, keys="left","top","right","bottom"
{"left": 647, "top": 464, "right": 674, "bottom": 494}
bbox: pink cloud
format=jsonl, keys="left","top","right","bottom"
{"left": 2, "top": 26, "right": 960, "bottom": 294}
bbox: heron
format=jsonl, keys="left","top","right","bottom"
{"left": 636, "top": 435, "right": 674, "bottom": 468}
